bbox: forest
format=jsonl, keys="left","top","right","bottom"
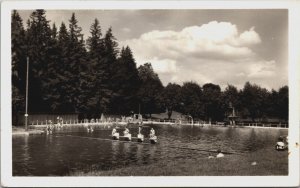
{"left": 12, "top": 10, "right": 288, "bottom": 124}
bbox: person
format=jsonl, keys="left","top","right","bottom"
{"left": 46, "top": 120, "right": 53, "bottom": 134}
{"left": 150, "top": 128, "right": 155, "bottom": 138}
{"left": 112, "top": 127, "right": 117, "bottom": 135}
{"left": 138, "top": 124, "right": 142, "bottom": 134}
{"left": 276, "top": 136, "right": 286, "bottom": 150}
{"left": 216, "top": 149, "right": 224, "bottom": 158}
{"left": 124, "top": 127, "right": 130, "bottom": 135}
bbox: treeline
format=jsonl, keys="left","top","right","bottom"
{"left": 12, "top": 10, "right": 288, "bottom": 124}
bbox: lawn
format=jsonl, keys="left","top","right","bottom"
{"left": 70, "top": 147, "right": 288, "bottom": 176}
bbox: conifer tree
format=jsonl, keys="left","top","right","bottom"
{"left": 12, "top": 10, "right": 26, "bottom": 125}
{"left": 64, "top": 13, "right": 87, "bottom": 113}
{"left": 96, "top": 27, "right": 119, "bottom": 113}
{"left": 40, "top": 23, "right": 62, "bottom": 111}
{"left": 85, "top": 18, "right": 105, "bottom": 117}
{"left": 26, "top": 9, "right": 52, "bottom": 112}
{"left": 111, "top": 46, "right": 141, "bottom": 114}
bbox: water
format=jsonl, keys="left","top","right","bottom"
{"left": 13, "top": 125, "right": 287, "bottom": 176}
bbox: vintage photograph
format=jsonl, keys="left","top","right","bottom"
{"left": 2, "top": 1, "right": 300, "bottom": 187}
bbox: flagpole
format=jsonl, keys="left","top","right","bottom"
{"left": 25, "top": 57, "right": 29, "bottom": 131}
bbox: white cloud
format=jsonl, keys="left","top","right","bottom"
{"left": 120, "top": 21, "right": 279, "bottom": 89}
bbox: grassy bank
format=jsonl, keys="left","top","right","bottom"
{"left": 70, "top": 147, "right": 288, "bottom": 176}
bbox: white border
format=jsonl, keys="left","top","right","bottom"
{"left": 1, "top": 1, "right": 299, "bottom": 187}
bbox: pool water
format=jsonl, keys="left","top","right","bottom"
{"left": 12, "top": 125, "right": 287, "bottom": 176}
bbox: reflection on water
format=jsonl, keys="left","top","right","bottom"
{"left": 13, "top": 125, "right": 287, "bottom": 176}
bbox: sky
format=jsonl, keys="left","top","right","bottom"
{"left": 18, "top": 9, "right": 288, "bottom": 90}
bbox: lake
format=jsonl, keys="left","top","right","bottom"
{"left": 13, "top": 124, "right": 288, "bottom": 176}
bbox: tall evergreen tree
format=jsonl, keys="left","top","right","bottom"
{"left": 110, "top": 46, "right": 141, "bottom": 114}
{"left": 11, "top": 10, "right": 26, "bottom": 125}
{"left": 85, "top": 18, "right": 105, "bottom": 117}
{"left": 96, "top": 27, "right": 119, "bottom": 113}
{"left": 64, "top": 13, "right": 87, "bottom": 113}
{"left": 26, "top": 9, "right": 52, "bottom": 112}
{"left": 40, "top": 23, "right": 62, "bottom": 112}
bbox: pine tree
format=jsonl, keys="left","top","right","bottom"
{"left": 64, "top": 13, "right": 87, "bottom": 113}
{"left": 85, "top": 18, "right": 105, "bottom": 117}
{"left": 11, "top": 10, "right": 26, "bottom": 125}
{"left": 95, "top": 27, "right": 119, "bottom": 113}
{"left": 111, "top": 46, "right": 141, "bottom": 114}
{"left": 40, "top": 23, "right": 62, "bottom": 112}
{"left": 26, "top": 9, "right": 52, "bottom": 112}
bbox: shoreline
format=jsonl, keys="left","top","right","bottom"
{"left": 27, "top": 120, "right": 288, "bottom": 129}
{"left": 12, "top": 121, "right": 288, "bottom": 135}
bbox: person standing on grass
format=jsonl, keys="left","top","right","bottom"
{"left": 216, "top": 149, "right": 224, "bottom": 158}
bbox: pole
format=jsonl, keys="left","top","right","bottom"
{"left": 25, "top": 57, "right": 29, "bottom": 131}
{"left": 139, "top": 103, "right": 140, "bottom": 115}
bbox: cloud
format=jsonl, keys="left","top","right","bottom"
{"left": 121, "top": 27, "right": 131, "bottom": 33}
{"left": 121, "top": 21, "right": 279, "bottom": 89}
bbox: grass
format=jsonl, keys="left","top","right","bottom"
{"left": 69, "top": 147, "right": 288, "bottom": 176}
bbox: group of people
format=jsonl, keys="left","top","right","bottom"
{"left": 111, "top": 126, "right": 156, "bottom": 138}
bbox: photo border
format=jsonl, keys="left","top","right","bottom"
{"left": 1, "top": 1, "right": 299, "bottom": 187}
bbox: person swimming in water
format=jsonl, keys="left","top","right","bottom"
{"left": 149, "top": 128, "right": 155, "bottom": 138}
{"left": 124, "top": 127, "right": 130, "bottom": 135}
{"left": 112, "top": 127, "right": 117, "bottom": 135}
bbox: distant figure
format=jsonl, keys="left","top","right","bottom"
{"left": 150, "top": 128, "right": 155, "bottom": 138}
{"left": 112, "top": 128, "right": 117, "bottom": 135}
{"left": 112, "top": 127, "right": 119, "bottom": 140}
{"left": 46, "top": 120, "right": 53, "bottom": 134}
{"left": 216, "top": 149, "right": 224, "bottom": 158}
{"left": 87, "top": 124, "right": 94, "bottom": 133}
{"left": 276, "top": 137, "right": 286, "bottom": 150}
{"left": 124, "top": 127, "right": 130, "bottom": 135}
{"left": 138, "top": 125, "right": 142, "bottom": 134}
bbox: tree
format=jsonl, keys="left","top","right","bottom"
{"left": 240, "top": 82, "right": 270, "bottom": 121}
{"left": 95, "top": 26, "right": 119, "bottom": 113}
{"left": 221, "top": 84, "right": 241, "bottom": 121}
{"left": 12, "top": 10, "right": 26, "bottom": 125}
{"left": 137, "top": 63, "right": 164, "bottom": 117}
{"left": 179, "top": 82, "right": 203, "bottom": 119}
{"left": 63, "top": 13, "right": 87, "bottom": 113}
{"left": 160, "top": 83, "right": 181, "bottom": 119}
{"left": 202, "top": 83, "right": 223, "bottom": 121}
{"left": 110, "top": 46, "right": 141, "bottom": 114}
{"left": 277, "top": 86, "right": 288, "bottom": 121}
{"left": 40, "top": 23, "right": 63, "bottom": 112}
{"left": 84, "top": 18, "right": 105, "bottom": 117}
{"left": 26, "top": 9, "right": 52, "bottom": 112}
